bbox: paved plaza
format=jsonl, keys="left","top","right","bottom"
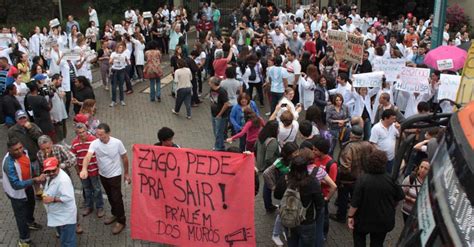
{"left": 0, "top": 59, "right": 403, "bottom": 247}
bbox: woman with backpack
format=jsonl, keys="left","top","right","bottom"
{"left": 274, "top": 152, "right": 325, "bottom": 247}
{"left": 263, "top": 142, "right": 299, "bottom": 247}
{"left": 254, "top": 120, "right": 280, "bottom": 212}
{"left": 246, "top": 54, "right": 265, "bottom": 107}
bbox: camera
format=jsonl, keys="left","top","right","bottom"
{"left": 38, "top": 84, "right": 56, "bottom": 97}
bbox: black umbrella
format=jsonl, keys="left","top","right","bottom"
{"left": 457, "top": 40, "right": 472, "bottom": 52}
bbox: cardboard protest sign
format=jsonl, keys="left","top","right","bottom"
{"left": 345, "top": 34, "right": 364, "bottom": 64}
{"left": 395, "top": 67, "right": 431, "bottom": 94}
{"left": 143, "top": 11, "right": 153, "bottom": 19}
{"left": 438, "top": 74, "right": 461, "bottom": 101}
{"left": 373, "top": 58, "right": 406, "bottom": 82}
{"left": 131, "top": 145, "right": 256, "bottom": 247}
{"left": 353, "top": 71, "right": 384, "bottom": 88}
{"left": 327, "top": 30, "right": 347, "bottom": 60}
{"left": 49, "top": 18, "right": 60, "bottom": 28}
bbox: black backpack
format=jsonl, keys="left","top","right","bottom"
{"left": 248, "top": 64, "right": 257, "bottom": 81}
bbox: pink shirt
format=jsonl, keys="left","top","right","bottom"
{"left": 231, "top": 118, "right": 265, "bottom": 142}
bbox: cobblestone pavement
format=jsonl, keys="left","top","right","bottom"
{"left": 0, "top": 48, "right": 403, "bottom": 247}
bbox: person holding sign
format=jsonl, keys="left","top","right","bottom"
{"left": 80, "top": 123, "right": 130, "bottom": 235}
{"left": 109, "top": 43, "right": 130, "bottom": 107}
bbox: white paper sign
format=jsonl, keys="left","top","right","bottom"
{"left": 436, "top": 59, "right": 454, "bottom": 70}
{"left": 0, "top": 33, "right": 11, "bottom": 39}
{"left": 438, "top": 74, "right": 461, "bottom": 101}
{"left": 395, "top": 67, "right": 431, "bottom": 94}
{"left": 49, "top": 18, "right": 60, "bottom": 28}
{"left": 62, "top": 49, "right": 81, "bottom": 61}
{"left": 373, "top": 58, "right": 406, "bottom": 82}
{"left": 143, "top": 11, "right": 153, "bottom": 19}
{"left": 352, "top": 71, "right": 384, "bottom": 88}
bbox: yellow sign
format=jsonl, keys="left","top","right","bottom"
{"left": 456, "top": 41, "right": 474, "bottom": 105}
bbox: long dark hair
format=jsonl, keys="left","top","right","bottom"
{"left": 243, "top": 108, "right": 261, "bottom": 128}
{"left": 258, "top": 120, "right": 278, "bottom": 142}
{"left": 280, "top": 142, "right": 299, "bottom": 166}
{"left": 76, "top": 76, "right": 92, "bottom": 89}
{"left": 287, "top": 153, "right": 313, "bottom": 189}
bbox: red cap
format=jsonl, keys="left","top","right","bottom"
{"left": 74, "top": 114, "right": 89, "bottom": 124}
{"left": 43, "top": 157, "right": 59, "bottom": 171}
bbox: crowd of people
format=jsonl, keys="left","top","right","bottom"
{"left": 0, "top": 0, "right": 468, "bottom": 246}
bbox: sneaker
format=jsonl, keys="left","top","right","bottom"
{"left": 265, "top": 112, "right": 271, "bottom": 116}
{"left": 96, "top": 208, "right": 105, "bottom": 218}
{"left": 76, "top": 224, "right": 84, "bottom": 234}
{"left": 272, "top": 235, "right": 284, "bottom": 247}
{"left": 109, "top": 102, "right": 116, "bottom": 107}
{"left": 112, "top": 222, "right": 125, "bottom": 235}
{"left": 18, "top": 239, "right": 32, "bottom": 247}
{"left": 187, "top": 116, "right": 191, "bottom": 120}
{"left": 198, "top": 94, "right": 202, "bottom": 97}
{"left": 265, "top": 205, "right": 278, "bottom": 214}
{"left": 120, "top": 101, "right": 126, "bottom": 106}
{"left": 329, "top": 213, "right": 346, "bottom": 223}
{"left": 157, "top": 97, "right": 161, "bottom": 102}
{"left": 104, "top": 86, "right": 109, "bottom": 91}
{"left": 104, "top": 215, "right": 117, "bottom": 225}
{"left": 27, "top": 222, "right": 42, "bottom": 230}
{"left": 82, "top": 208, "right": 93, "bottom": 217}
{"left": 171, "top": 109, "right": 178, "bottom": 115}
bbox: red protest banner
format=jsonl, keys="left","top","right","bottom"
{"left": 131, "top": 144, "right": 256, "bottom": 247}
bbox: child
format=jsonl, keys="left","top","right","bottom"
{"left": 226, "top": 108, "right": 264, "bottom": 152}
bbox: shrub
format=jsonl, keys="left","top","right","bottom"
{"left": 446, "top": 3, "right": 472, "bottom": 33}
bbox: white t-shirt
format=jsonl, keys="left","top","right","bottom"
{"left": 88, "top": 137, "right": 127, "bottom": 178}
{"left": 44, "top": 169, "right": 77, "bottom": 227}
{"left": 285, "top": 60, "right": 301, "bottom": 86}
{"left": 369, "top": 122, "right": 399, "bottom": 161}
{"left": 110, "top": 52, "right": 127, "bottom": 70}
{"left": 278, "top": 121, "right": 299, "bottom": 147}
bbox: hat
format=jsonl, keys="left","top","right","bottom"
{"left": 15, "top": 110, "right": 28, "bottom": 120}
{"left": 73, "top": 114, "right": 89, "bottom": 124}
{"left": 43, "top": 157, "right": 59, "bottom": 171}
{"left": 33, "top": 74, "right": 47, "bottom": 81}
{"left": 351, "top": 125, "right": 364, "bottom": 137}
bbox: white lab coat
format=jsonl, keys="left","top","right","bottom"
{"left": 298, "top": 76, "right": 316, "bottom": 110}
{"left": 131, "top": 37, "right": 145, "bottom": 66}
{"left": 28, "top": 33, "right": 41, "bottom": 57}
{"left": 402, "top": 91, "right": 432, "bottom": 118}
{"left": 352, "top": 89, "right": 378, "bottom": 124}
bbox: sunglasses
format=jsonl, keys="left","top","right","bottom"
{"left": 44, "top": 168, "right": 58, "bottom": 175}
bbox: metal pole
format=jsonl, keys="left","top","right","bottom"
{"left": 58, "top": 0, "right": 63, "bottom": 22}
{"left": 431, "top": 0, "right": 447, "bottom": 49}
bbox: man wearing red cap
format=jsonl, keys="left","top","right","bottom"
{"left": 2, "top": 138, "right": 45, "bottom": 247}
{"left": 42, "top": 157, "right": 77, "bottom": 247}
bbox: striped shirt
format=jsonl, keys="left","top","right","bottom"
{"left": 71, "top": 134, "right": 99, "bottom": 177}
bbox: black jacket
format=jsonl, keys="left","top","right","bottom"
{"left": 313, "top": 84, "right": 328, "bottom": 113}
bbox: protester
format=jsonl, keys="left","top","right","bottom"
{"left": 171, "top": 59, "right": 193, "bottom": 119}
{"left": 370, "top": 109, "right": 400, "bottom": 173}
{"left": 42, "top": 157, "right": 77, "bottom": 247}
{"left": 154, "top": 127, "right": 180, "bottom": 147}
{"left": 347, "top": 149, "right": 405, "bottom": 246}
{"left": 71, "top": 123, "right": 104, "bottom": 218}
{"left": 80, "top": 123, "right": 130, "bottom": 234}
{"left": 209, "top": 76, "right": 231, "bottom": 151}
{"left": 2, "top": 138, "right": 45, "bottom": 247}
{"left": 401, "top": 159, "right": 430, "bottom": 222}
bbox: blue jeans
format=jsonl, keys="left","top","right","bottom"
{"left": 81, "top": 176, "right": 104, "bottom": 209}
{"left": 9, "top": 187, "right": 35, "bottom": 241}
{"left": 315, "top": 208, "right": 325, "bottom": 247}
{"left": 111, "top": 69, "right": 125, "bottom": 102}
{"left": 57, "top": 224, "right": 77, "bottom": 247}
{"left": 270, "top": 92, "right": 284, "bottom": 114}
{"left": 263, "top": 183, "right": 273, "bottom": 210}
{"left": 213, "top": 21, "right": 220, "bottom": 37}
{"left": 211, "top": 116, "right": 228, "bottom": 151}
{"left": 273, "top": 214, "right": 283, "bottom": 236}
{"left": 286, "top": 221, "right": 318, "bottom": 247}
{"left": 149, "top": 78, "right": 161, "bottom": 101}
{"left": 175, "top": 88, "right": 192, "bottom": 117}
